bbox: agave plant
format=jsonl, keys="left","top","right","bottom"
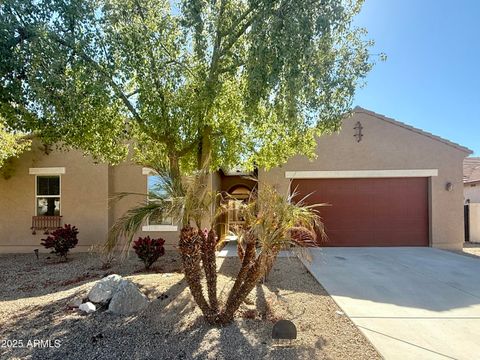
{"left": 107, "top": 161, "right": 325, "bottom": 324}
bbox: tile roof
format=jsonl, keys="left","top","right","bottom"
{"left": 464, "top": 157, "right": 480, "bottom": 183}
{"left": 353, "top": 107, "right": 473, "bottom": 154}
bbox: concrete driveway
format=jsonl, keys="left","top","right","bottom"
{"left": 301, "top": 247, "right": 480, "bottom": 360}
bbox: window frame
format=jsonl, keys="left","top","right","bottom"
{"left": 141, "top": 168, "right": 178, "bottom": 232}
{"left": 35, "top": 175, "right": 62, "bottom": 216}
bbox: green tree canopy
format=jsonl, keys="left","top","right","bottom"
{"left": 0, "top": 116, "right": 30, "bottom": 168}
{"left": 1, "top": 0, "right": 377, "bottom": 173}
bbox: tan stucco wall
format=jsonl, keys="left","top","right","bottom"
{"left": 108, "top": 163, "right": 218, "bottom": 251}
{"left": 109, "top": 162, "right": 178, "bottom": 251}
{"left": 465, "top": 183, "right": 480, "bottom": 203}
{"left": 469, "top": 204, "right": 480, "bottom": 243}
{"left": 259, "top": 110, "right": 468, "bottom": 250}
{"left": 0, "top": 148, "right": 196, "bottom": 253}
{"left": 0, "top": 143, "right": 108, "bottom": 253}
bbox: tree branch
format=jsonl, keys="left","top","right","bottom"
{"left": 195, "top": 0, "right": 227, "bottom": 169}
{"left": 207, "top": 0, "right": 227, "bottom": 81}
{"left": 178, "top": 137, "right": 200, "bottom": 157}
{"left": 220, "top": 0, "right": 288, "bottom": 57}
{"left": 222, "top": 2, "right": 257, "bottom": 39}
{"left": 133, "top": 0, "right": 168, "bottom": 120}
{"left": 49, "top": 34, "right": 142, "bottom": 123}
{"left": 125, "top": 89, "right": 139, "bottom": 98}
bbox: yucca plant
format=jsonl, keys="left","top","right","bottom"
{"left": 107, "top": 161, "right": 325, "bottom": 324}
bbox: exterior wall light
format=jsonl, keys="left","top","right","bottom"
{"left": 445, "top": 182, "right": 454, "bottom": 192}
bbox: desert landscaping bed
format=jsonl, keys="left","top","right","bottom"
{"left": 448, "top": 242, "right": 480, "bottom": 259}
{"left": 0, "top": 251, "right": 379, "bottom": 360}
{"left": 461, "top": 242, "right": 480, "bottom": 258}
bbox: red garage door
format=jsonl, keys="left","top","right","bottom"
{"left": 292, "top": 178, "right": 429, "bottom": 247}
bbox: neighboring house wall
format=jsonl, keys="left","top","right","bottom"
{"left": 469, "top": 203, "right": 480, "bottom": 243}
{"left": 0, "top": 142, "right": 109, "bottom": 253}
{"left": 259, "top": 109, "right": 468, "bottom": 250}
{"left": 465, "top": 183, "right": 480, "bottom": 203}
{"left": 465, "top": 182, "right": 480, "bottom": 244}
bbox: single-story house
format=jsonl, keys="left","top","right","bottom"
{"left": 0, "top": 107, "right": 472, "bottom": 253}
{"left": 464, "top": 157, "right": 480, "bottom": 242}
{"left": 464, "top": 157, "right": 480, "bottom": 203}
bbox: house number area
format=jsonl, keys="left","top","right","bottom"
{"left": 1, "top": 339, "right": 61, "bottom": 348}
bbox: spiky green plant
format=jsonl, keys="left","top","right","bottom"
{"left": 217, "top": 185, "right": 326, "bottom": 323}
{"left": 107, "top": 162, "right": 214, "bottom": 251}
{"left": 107, "top": 162, "right": 221, "bottom": 323}
{"left": 108, "top": 162, "right": 325, "bottom": 324}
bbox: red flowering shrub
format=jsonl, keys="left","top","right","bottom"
{"left": 41, "top": 224, "right": 79, "bottom": 260}
{"left": 132, "top": 236, "right": 165, "bottom": 270}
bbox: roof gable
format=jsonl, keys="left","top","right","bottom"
{"left": 353, "top": 107, "right": 472, "bottom": 154}
{"left": 464, "top": 157, "right": 480, "bottom": 183}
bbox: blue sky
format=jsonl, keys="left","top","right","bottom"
{"left": 353, "top": 0, "right": 479, "bottom": 156}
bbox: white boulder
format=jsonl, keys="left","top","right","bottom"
{"left": 88, "top": 274, "right": 122, "bottom": 303}
{"left": 79, "top": 302, "right": 96, "bottom": 314}
{"left": 108, "top": 279, "right": 148, "bottom": 315}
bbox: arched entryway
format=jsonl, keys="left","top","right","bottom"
{"left": 222, "top": 184, "right": 252, "bottom": 241}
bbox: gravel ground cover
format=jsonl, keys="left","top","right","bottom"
{"left": 459, "top": 242, "right": 480, "bottom": 258}
{"left": 0, "top": 251, "right": 379, "bottom": 360}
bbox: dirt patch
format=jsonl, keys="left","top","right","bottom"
{"left": 0, "top": 252, "right": 379, "bottom": 359}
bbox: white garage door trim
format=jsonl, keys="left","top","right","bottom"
{"left": 285, "top": 169, "right": 438, "bottom": 179}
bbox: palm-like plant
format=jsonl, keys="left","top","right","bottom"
{"left": 107, "top": 162, "right": 325, "bottom": 324}
{"left": 107, "top": 162, "right": 210, "bottom": 251}
{"left": 107, "top": 162, "right": 219, "bottom": 320}
{"left": 217, "top": 186, "right": 325, "bottom": 323}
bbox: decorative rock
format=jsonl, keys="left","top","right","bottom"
{"left": 88, "top": 274, "right": 122, "bottom": 303}
{"left": 108, "top": 279, "right": 148, "bottom": 315}
{"left": 67, "top": 298, "right": 84, "bottom": 308}
{"left": 79, "top": 302, "right": 96, "bottom": 314}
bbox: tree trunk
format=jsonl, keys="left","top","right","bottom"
{"left": 225, "top": 234, "right": 256, "bottom": 307}
{"left": 201, "top": 228, "right": 219, "bottom": 313}
{"left": 237, "top": 239, "right": 245, "bottom": 262}
{"left": 263, "top": 247, "right": 280, "bottom": 281}
{"left": 197, "top": 126, "right": 212, "bottom": 170}
{"left": 168, "top": 153, "right": 181, "bottom": 182}
{"left": 181, "top": 127, "right": 271, "bottom": 325}
{"left": 179, "top": 226, "right": 215, "bottom": 322}
{"left": 218, "top": 252, "right": 269, "bottom": 324}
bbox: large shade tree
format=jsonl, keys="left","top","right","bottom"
{"left": 1, "top": 0, "right": 379, "bottom": 323}
{"left": 0, "top": 117, "right": 30, "bottom": 169}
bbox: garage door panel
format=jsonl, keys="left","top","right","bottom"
{"left": 292, "top": 178, "right": 429, "bottom": 247}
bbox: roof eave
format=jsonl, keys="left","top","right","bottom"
{"left": 464, "top": 179, "right": 480, "bottom": 185}
{"left": 353, "top": 106, "right": 473, "bottom": 155}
